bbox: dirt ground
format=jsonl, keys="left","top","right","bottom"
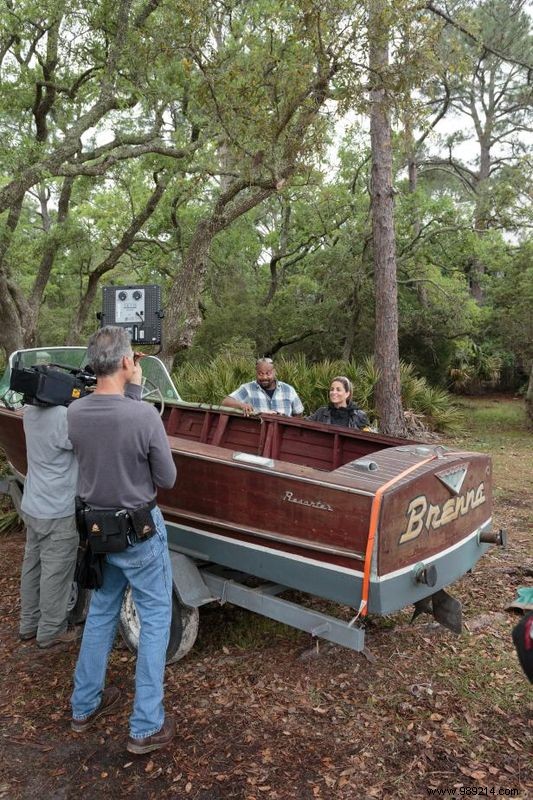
{"left": 0, "top": 398, "right": 531, "bottom": 800}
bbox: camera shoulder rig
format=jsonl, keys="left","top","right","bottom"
{"left": 9, "top": 359, "right": 95, "bottom": 407}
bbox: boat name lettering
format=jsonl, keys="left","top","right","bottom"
{"left": 399, "top": 482, "right": 486, "bottom": 544}
{"left": 282, "top": 491, "right": 334, "bottom": 512}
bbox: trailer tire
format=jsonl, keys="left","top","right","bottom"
{"left": 119, "top": 584, "right": 199, "bottom": 664}
{"left": 67, "top": 582, "right": 91, "bottom": 625}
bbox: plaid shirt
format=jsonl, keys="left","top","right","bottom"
{"left": 230, "top": 381, "right": 304, "bottom": 416}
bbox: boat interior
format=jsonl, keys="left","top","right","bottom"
{"left": 0, "top": 347, "right": 407, "bottom": 474}
{"left": 163, "top": 405, "right": 403, "bottom": 473}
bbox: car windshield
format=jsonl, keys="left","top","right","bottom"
{"left": 0, "top": 347, "right": 181, "bottom": 407}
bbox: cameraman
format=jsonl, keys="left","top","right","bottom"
{"left": 68, "top": 326, "right": 177, "bottom": 755}
{"left": 19, "top": 381, "right": 79, "bottom": 648}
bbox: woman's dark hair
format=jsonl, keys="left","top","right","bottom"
{"left": 330, "top": 375, "right": 352, "bottom": 401}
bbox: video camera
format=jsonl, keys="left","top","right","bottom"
{"left": 7, "top": 284, "right": 163, "bottom": 408}
{"left": 9, "top": 359, "right": 96, "bottom": 407}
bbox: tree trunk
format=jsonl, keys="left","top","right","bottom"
{"left": 264, "top": 200, "right": 291, "bottom": 306}
{"left": 23, "top": 178, "right": 74, "bottom": 347}
{"left": 342, "top": 279, "right": 363, "bottom": 361}
{"left": 470, "top": 134, "right": 491, "bottom": 303}
{"left": 526, "top": 362, "right": 533, "bottom": 430}
{"left": 369, "top": 0, "right": 407, "bottom": 437}
{"left": 0, "top": 200, "right": 27, "bottom": 357}
{"left": 161, "top": 183, "right": 275, "bottom": 368}
{"left": 160, "top": 218, "right": 217, "bottom": 368}
{"left": 0, "top": 277, "right": 25, "bottom": 356}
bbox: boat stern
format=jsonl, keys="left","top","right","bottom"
{"left": 369, "top": 446, "right": 496, "bottom": 617}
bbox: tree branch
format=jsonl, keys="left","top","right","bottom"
{"left": 426, "top": 2, "right": 533, "bottom": 72}
{"left": 69, "top": 172, "right": 170, "bottom": 340}
{"left": 56, "top": 141, "right": 197, "bottom": 176}
{"left": 397, "top": 276, "right": 452, "bottom": 299}
{"left": 265, "top": 328, "right": 324, "bottom": 357}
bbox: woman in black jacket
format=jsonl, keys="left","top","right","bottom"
{"left": 307, "top": 376, "right": 370, "bottom": 429}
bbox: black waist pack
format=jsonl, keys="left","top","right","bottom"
{"left": 83, "top": 508, "right": 132, "bottom": 554}
{"left": 129, "top": 505, "right": 156, "bottom": 541}
{"left": 75, "top": 497, "right": 156, "bottom": 555}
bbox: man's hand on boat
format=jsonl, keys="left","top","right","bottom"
{"left": 237, "top": 402, "right": 256, "bottom": 416}
{"left": 220, "top": 396, "right": 255, "bottom": 416}
{"left": 221, "top": 399, "right": 294, "bottom": 417}
{"left": 221, "top": 400, "right": 286, "bottom": 417}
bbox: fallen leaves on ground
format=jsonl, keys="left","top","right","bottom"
{"left": 0, "top": 404, "right": 532, "bottom": 800}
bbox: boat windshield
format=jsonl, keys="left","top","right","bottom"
{"left": 0, "top": 347, "right": 181, "bottom": 408}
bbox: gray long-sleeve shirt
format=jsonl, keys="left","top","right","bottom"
{"left": 21, "top": 404, "right": 78, "bottom": 519}
{"left": 67, "top": 384, "right": 176, "bottom": 509}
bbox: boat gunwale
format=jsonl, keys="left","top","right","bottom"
{"left": 166, "top": 434, "right": 378, "bottom": 497}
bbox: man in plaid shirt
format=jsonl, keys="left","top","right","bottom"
{"left": 222, "top": 358, "right": 304, "bottom": 417}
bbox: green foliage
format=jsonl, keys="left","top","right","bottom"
{"left": 486, "top": 238, "right": 533, "bottom": 381}
{"left": 0, "top": 508, "right": 19, "bottom": 536}
{"left": 0, "top": 0, "right": 530, "bottom": 407}
{"left": 448, "top": 340, "right": 503, "bottom": 394}
{"left": 173, "top": 353, "right": 462, "bottom": 432}
{"left": 0, "top": 451, "right": 20, "bottom": 535}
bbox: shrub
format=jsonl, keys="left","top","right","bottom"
{"left": 173, "top": 354, "right": 462, "bottom": 433}
{"left": 448, "top": 341, "right": 502, "bottom": 394}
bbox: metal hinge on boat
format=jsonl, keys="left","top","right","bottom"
{"left": 232, "top": 452, "right": 275, "bottom": 468}
{"left": 397, "top": 445, "right": 448, "bottom": 458}
{"left": 347, "top": 458, "right": 378, "bottom": 472}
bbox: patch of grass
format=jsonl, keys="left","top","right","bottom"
{"left": 452, "top": 397, "right": 533, "bottom": 506}
{"left": 457, "top": 397, "right": 526, "bottom": 433}
{"left": 196, "top": 605, "right": 302, "bottom": 653}
{"left": 438, "top": 641, "right": 524, "bottom": 712}
{"left": 453, "top": 398, "right": 528, "bottom": 449}
{"left": 307, "top": 686, "right": 324, "bottom": 706}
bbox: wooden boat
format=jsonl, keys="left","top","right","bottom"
{"left": 0, "top": 347, "right": 504, "bottom": 656}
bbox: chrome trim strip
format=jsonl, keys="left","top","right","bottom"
{"left": 166, "top": 521, "right": 366, "bottom": 577}
{"left": 165, "top": 516, "right": 493, "bottom": 583}
{"left": 233, "top": 452, "right": 275, "bottom": 468}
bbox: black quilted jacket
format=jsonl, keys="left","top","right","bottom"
{"left": 306, "top": 402, "right": 370, "bottom": 430}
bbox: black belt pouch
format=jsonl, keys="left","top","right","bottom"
{"left": 84, "top": 509, "right": 131, "bottom": 554}
{"left": 130, "top": 506, "right": 156, "bottom": 542}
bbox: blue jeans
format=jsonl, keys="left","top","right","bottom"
{"left": 71, "top": 507, "right": 172, "bottom": 739}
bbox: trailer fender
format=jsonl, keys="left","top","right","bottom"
{"left": 169, "top": 551, "right": 217, "bottom": 607}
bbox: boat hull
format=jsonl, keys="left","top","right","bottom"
{"left": 164, "top": 517, "right": 491, "bottom": 613}
{"left": 0, "top": 401, "right": 493, "bottom": 615}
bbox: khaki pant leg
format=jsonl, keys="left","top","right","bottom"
{"left": 34, "top": 515, "right": 79, "bottom": 644}
{"left": 20, "top": 516, "right": 42, "bottom": 636}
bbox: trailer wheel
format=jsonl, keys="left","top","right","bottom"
{"left": 67, "top": 582, "right": 91, "bottom": 625}
{"left": 119, "top": 584, "right": 199, "bottom": 664}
